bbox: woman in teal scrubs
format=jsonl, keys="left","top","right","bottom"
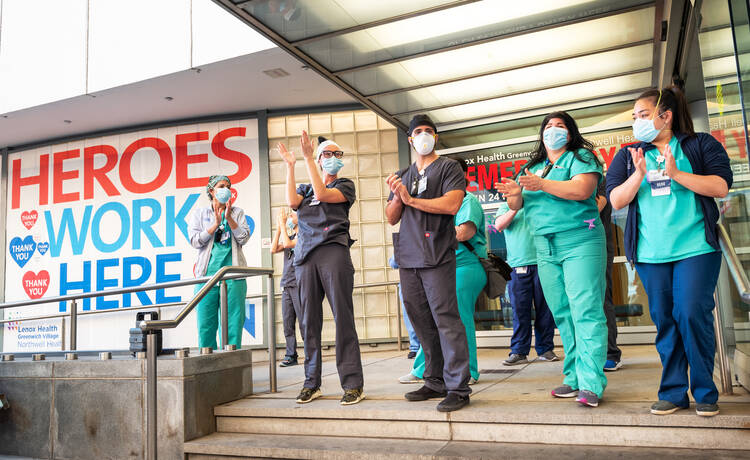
{"left": 188, "top": 175, "right": 252, "bottom": 349}
{"left": 400, "top": 158, "right": 487, "bottom": 385}
{"left": 607, "top": 87, "right": 732, "bottom": 417}
{"left": 496, "top": 111, "right": 607, "bottom": 407}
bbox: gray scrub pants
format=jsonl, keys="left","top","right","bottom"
{"left": 296, "top": 243, "right": 364, "bottom": 390}
{"left": 281, "top": 286, "right": 303, "bottom": 358}
{"left": 399, "top": 259, "right": 471, "bottom": 397}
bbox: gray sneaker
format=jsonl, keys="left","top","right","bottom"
{"left": 576, "top": 390, "right": 599, "bottom": 407}
{"left": 650, "top": 400, "right": 686, "bottom": 415}
{"left": 503, "top": 354, "right": 528, "bottom": 366}
{"left": 537, "top": 351, "right": 559, "bottom": 362}
{"left": 696, "top": 403, "right": 719, "bottom": 417}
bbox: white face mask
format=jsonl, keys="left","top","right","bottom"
{"left": 411, "top": 132, "right": 435, "bottom": 156}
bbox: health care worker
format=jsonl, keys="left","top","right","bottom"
{"left": 188, "top": 175, "right": 251, "bottom": 350}
{"left": 607, "top": 87, "right": 732, "bottom": 417}
{"left": 270, "top": 208, "right": 302, "bottom": 367}
{"left": 493, "top": 195, "right": 557, "bottom": 366}
{"left": 399, "top": 158, "right": 487, "bottom": 386}
{"left": 385, "top": 114, "right": 472, "bottom": 413}
{"left": 496, "top": 111, "right": 608, "bottom": 408}
{"left": 278, "top": 131, "right": 365, "bottom": 406}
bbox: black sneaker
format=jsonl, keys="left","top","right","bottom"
{"left": 280, "top": 356, "right": 298, "bottom": 367}
{"left": 437, "top": 393, "right": 470, "bottom": 412}
{"left": 407, "top": 351, "right": 417, "bottom": 359}
{"left": 295, "top": 387, "right": 321, "bottom": 404}
{"left": 341, "top": 388, "right": 365, "bottom": 405}
{"left": 650, "top": 400, "right": 686, "bottom": 415}
{"left": 503, "top": 354, "right": 528, "bottom": 366}
{"left": 696, "top": 403, "right": 720, "bottom": 417}
{"left": 405, "top": 385, "right": 447, "bottom": 401}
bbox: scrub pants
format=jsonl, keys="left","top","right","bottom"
{"left": 603, "top": 245, "right": 622, "bottom": 362}
{"left": 400, "top": 259, "right": 471, "bottom": 397}
{"left": 507, "top": 265, "right": 555, "bottom": 356}
{"left": 635, "top": 251, "right": 722, "bottom": 406}
{"left": 411, "top": 260, "right": 486, "bottom": 381}
{"left": 399, "top": 284, "right": 421, "bottom": 352}
{"left": 296, "top": 243, "right": 364, "bottom": 391}
{"left": 534, "top": 225, "right": 608, "bottom": 397}
{"left": 282, "top": 286, "right": 303, "bottom": 358}
{"left": 196, "top": 279, "right": 247, "bottom": 350}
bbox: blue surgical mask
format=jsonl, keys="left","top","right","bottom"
{"left": 215, "top": 187, "right": 231, "bottom": 204}
{"left": 321, "top": 157, "right": 344, "bottom": 175}
{"left": 286, "top": 217, "right": 295, "bottom": 232}
{"left": 543, "top": 127, "right": 568, "bottom": 150}
{"left": 632, "top": 116, "right": 663, "bottom": 143}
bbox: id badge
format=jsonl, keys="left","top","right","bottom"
{"left": 515, "top": 266, "right": 528, "bottom": 274}
{"left": 534, "top": 168, "right": 544, "bottom": 177}
{"left": 417, "top": 175, "right": 427, "bottom": 194}
{"left": 310, "top": 198, "right": 321, "bottom": 206}
{"left": 646, "top": 170, "right": 671, "bottom": 197}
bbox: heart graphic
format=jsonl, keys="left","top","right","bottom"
{"left": 37, "top": 242, "right": 49, "bottom": 256}
{"left": 21, "top": 210, "right": 38, "bottom": 230}
{"left": 22, "top": 270, "right": 50, "bottom": 299}
{"left": 245, "top": 216, "right": 255, "bottom": 237}
{"left": 9, "top": 235, "right": 36, "bottom": 268}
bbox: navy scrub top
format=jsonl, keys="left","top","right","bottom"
{"left": 294, "top": 178, "right": 356, "bottom": 265}
{"left": 280, "top": 234, "right": 297, "bottom": 288}
{"left": 390, "top": 156, "right": 466, "bottom": 269}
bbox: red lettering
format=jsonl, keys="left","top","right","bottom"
{"left": 513, "top": 159, "right": 527, "bottom": 174}
{"left": 83, "top": 144, "right": 120, "bottom": 199}
{"left": 477, "top": 164, "right": 498, "bottom": 191}
{"left": 466, "top": 166, "right": 477, "bottom": 192}
{"left": 499, "top": 161, "right": 515, "bottom": 179}
{"left": 598, "top": 147, "right": 617, "bottom": 168}
{"left": 12, "top": 154, "right": 49, "bottom": 209}
{"left": 119, "top": 138, "right": 173, "bottom": 193}
{"left": 52, "top": 149, "right": 80, "bottom": 204}
{"left": 211, "top": 128, "right": 252, "bottom": 184}
{"left": 176, "top": 131, "right": 210, "bottom": 188}
{"left": 730, "top": 129, "right": 747, "bottom": 158}
{"left": 711, "top": 129, "right": 726, "bottom": 148}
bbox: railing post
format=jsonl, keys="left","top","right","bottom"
{"left": 267, "top": 274, "right": 277, "bottom": 393}
{"left": 220, "top": 280, "right": 228, "bottom": 349}
{"left": 146, "top": 332, "right": 158, "bottom": 460}
{"left": 69, "top": 299, "right": 77, "bottom": 351}
{"left": 396, "top": 285, "right": 403, "bottom": 351}
{"left": 713, "top": 292, "right": 733, "bottom": 395}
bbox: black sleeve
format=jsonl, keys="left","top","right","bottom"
{"left": 605, "top": 147, "right": 630, "bottom": 199}
{"left": 698, "top": 133, "right": 733, "bottom": 190}
{"left": 296, "top": 183, "right": 311, "bottom": 198}
{"left": 441, "top": 159, "right": 467, "bottom": 195}
{"left": 333, "top": 178, "right": 356, "bottom": 206}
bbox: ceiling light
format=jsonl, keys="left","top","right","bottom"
{"left": 164, "top": 96, "right": 174, "bottom": 101}
{"left": 262, "top": 68, "right": 291, "bottom": 78}
{"left": 64, "top": 120, "right": 72, "bottom": 124}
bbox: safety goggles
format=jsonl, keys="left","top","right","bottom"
{"left": 320, "top": 150, "right": 344, "bottom": 159}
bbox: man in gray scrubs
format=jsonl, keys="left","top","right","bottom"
{"left": 385, "top": 114, "right": 471, "bottom": 412}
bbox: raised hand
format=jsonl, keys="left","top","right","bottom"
{"left": 277, "top": 142, "right": 296, "bottom": 166}
{"left": 628, "top": 147, "right": 647, "bottom": 177}
{"left": 495, "top": 177, "right": 522, "bottom": 198}
{"left": 301, "top": 130, "right": 315, "bottom": 160}
{"left": 518, "top": 169, "right": 544, "bottom": 191}
{"left": 663, "top": 144, "right": 679, "bottom": 178}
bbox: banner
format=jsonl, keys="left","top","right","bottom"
{"left": 3, "top": 119, "right": 263, "bottom": 351}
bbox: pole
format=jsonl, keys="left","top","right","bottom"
{"left": 69, "top": 299, "right": 77, "bottom": 351}
{"left": 220, "top": 280, "right": 228, "bottom": 349}
{"left": 267, "top": 275, "right": 277, "bottom": 393}
{"left": 146, "top": 332, "right": 158, "bottom": 459}
{"left": 396, "top": 285, "right": 403, "bottom": 351}
{"left": 713, "top": 292, "right": 733, "bottom": 395}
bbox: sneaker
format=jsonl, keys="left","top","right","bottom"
{"left": 650, "top": 400, "right": 686, "bottom": 415}
{"left": 551, "top": 384, "right": 578, "bottom": 398}
{"left": 696, "top": 403, "right": 720, "bottom": 417}
{"left": 280, "top": 356, "right": 298, "bottom": 367}
{"left": 405, "top": 385, "right": 447, "bottom": 401}
{"left": 437, "top": 393, "right": 470, "bottom": 412}
{"left": 295, "top": 387, "right": 322, "bottom": 404}
{"left": 576, "top": 390, "right": 599, "bottom": 407}
{"left": 469, "top": 377, "right": 478, "bottom": 385}
{"left": 503, "top": 354, "right": 528, "bottom": 366}
{"left": 398, "top": 372, "right": 424, "bottom": 384}
{"left": 340, "top": 388, "right": 365, "bottom": 406}
{"left": 407, "top": 351, "right": 417, "bottom": 359}
{"left": 604, "top": 360, "right": 622, "bottom": 371}
{"left": 537, "top": 351, "right": 559, "bottom": 362}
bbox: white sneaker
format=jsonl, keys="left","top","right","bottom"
{"left": 398, "top": 372, "right": 423, "bottom": 384}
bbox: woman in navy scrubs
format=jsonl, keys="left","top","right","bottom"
{"left": 607, "top": 86, "right": 732, "bottom": 417}
{"left": 278, "top": 131, "right": 365, "bottom": 405}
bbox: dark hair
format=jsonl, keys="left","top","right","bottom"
{"left": 318, "top": 136, "right": 327, "bottom": 144}
{"left": 523, "top": 111, "right": 599, "bottom": 175}
{"left": 636, "top": 86, "right": 695, "bottom": 137}
{"left": 408, "top": 114, "right": 438, "bottom": 136}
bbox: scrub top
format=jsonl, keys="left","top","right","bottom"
{"left": 636, "top": 136, "right": 716, "bottom": 263}
{"left": 522, "top": 148, "right": 602, "bottom": 236}
{"left": 390, "top": 156, "right": 466, "bottom": 268}
{"left": 280, "top": 234, "right": 297, "bottom": 288}
{"left": 455, "top": 192, "right": 487, "bottom": 267}
{"left": 294, "top": 179, "right": 356, "bottom": 265}
{"left": 206, "top": 229, "right": 232, "bottom": 276}
{"left": 495, "top": 202, "right": 536, "bottom": 268}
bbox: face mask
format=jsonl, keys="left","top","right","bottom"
{"left": 214, "top": 187, "right": 231, "bottom": 204}
{"left": 286, "top": 217, "right": 295, "bottom": 232}
{"left": 632, "top": 115, "right": 663, "bottom": 143}
{"left": 321, "top": 157, "right": 344, "bottom": 175}
{"left": 411, "top": 132, "right": 435, "bottom": 156}
{"left": 543, "top": 127, "right": 568, "bottom": 150}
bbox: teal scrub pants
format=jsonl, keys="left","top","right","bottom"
{"left": 196, "top": 279, "right": 247, "bottom": 349}
{"left": 534, "top": 225, "right": 608, "bottom": 397}
{"left": 411, "top": 260, "right": 486, "bottom": 381}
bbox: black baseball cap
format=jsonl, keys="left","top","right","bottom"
{"left": 408, "top": 114, "right": 437, "bottom": 136}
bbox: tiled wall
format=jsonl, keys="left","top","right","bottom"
{"left": 267, "top": 110, "right": 403, "bottom": 343}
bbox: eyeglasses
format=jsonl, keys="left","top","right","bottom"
{"left": 321, "top": 150, "right": 344, "bottom": 159}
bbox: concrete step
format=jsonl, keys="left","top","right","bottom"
{"left": 211, "top": 397, "right": 750, "bottom": 451}
{"left": 183, "top": 432, "right": 750, "bottom": 460}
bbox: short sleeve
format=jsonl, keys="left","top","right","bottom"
{"left": 296, "top": 183, "right": 311, "bottom": 198}
{"left": 441, "top": 159, "right": 467, "bottom": 195}
{"left": 495, "top": 202, "right": 510, "bottom": 217}
{"left": 570, "top": 149, "right": 603, "bottom": 181}
{"left": 333, "top": 178, "right": 356, "bottom": 206}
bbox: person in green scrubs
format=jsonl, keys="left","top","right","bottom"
{"left": 400, "top": 158, "right": 487, "bottom": 385}
{"left": 188, "top": 175, "right": 252, "bottom": 350}
{"left": 496, "top": 111, "right": 607, "bottom": 408}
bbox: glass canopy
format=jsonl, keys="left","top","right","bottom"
{"left": 219, "top": 0, "right": 660, "bottom": 131}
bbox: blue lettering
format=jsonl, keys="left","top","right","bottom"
{"left": 166, "top": 193, "right": 199, "bottom": 246}
{"left": 96, "top": 258, "right": 120, "bottom": 310}
{"left": 155, "top": 253, "right": 182, "bottom": 304}
{"left": 59, "top": 261, "right": 92, "bottom": 312}
{"left": 91, "top": 202, "right": 130, "bottom": 253}
{"left": 47, "top": 207, "right": 91, "bottom": 257}
{"left": 122, "top": 257, "right": 153, "bottom": 307}
{"left": 132, "top": 199, "right": 163, "bottom": 250}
